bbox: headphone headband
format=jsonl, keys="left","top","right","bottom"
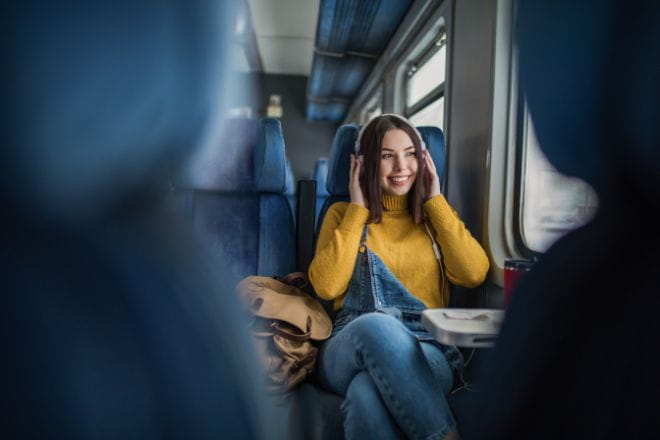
{"left": 354, "top": 113, "right": 426, "bottom": 155}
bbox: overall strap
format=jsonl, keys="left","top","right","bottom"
{"left": 357, "top": 224, "right": 382, "bottom": 309}
{"left": 359, "top": 224, "right": 368, "bottom": 247}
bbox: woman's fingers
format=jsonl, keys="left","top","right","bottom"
{"left": 350, "top": 154, "right": 361, "bottom": 187}
{"left": 348, "top": 154, "right": 366, "bottom": 206}
{"left": 350, "top": 155, "right": 357, "bottom": 183}
{"left": 423, "top": 151, "right": 433, "bottom": 175}
{"left": 423, "top": 150, "right": 442, "bottom": 199}
{"left": 425, "top": 150, "right": 437, "bottom": 173}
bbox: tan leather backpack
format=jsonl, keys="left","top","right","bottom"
{"left": 236, "top": 272, "right": 332, "bottom": 394}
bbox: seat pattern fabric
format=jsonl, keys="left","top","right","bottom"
{"left": 255, "top": 118, "right": 288, "bottom": 193}
{"left": 259, "top": 193, "right": 296, "bottom": 276}
{"left": 169, "top": 118, "right": 295, "bottom": 281}
{"left": 285, "top": 159, "right": 297, "bottom": 220}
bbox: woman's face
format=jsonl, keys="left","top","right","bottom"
{"left": 378, "top": 128, "right": 418, "bottom": 196}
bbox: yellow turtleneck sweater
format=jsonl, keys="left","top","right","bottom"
{"left": 309, "top": 194, "right": 489, "bottom": 310}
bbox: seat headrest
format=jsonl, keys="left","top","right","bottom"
{"left": 314, "top": 157, "right": 330, "bottom": 197}
{"left": 2, "top": 1, "right": 234, "bottom": 222}
{"left": 254, "top": 118, "right": 288, "bottom": 193}
{"left": 176, "top": 117, "right": 289, "bottom": 194}
{"left": 326, "top": 124, "right": 445, "bottom": 196}
{"left": 284, "top": 159, "right": 295, "bottom": 196}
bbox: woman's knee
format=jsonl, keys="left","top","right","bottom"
{"left": 343, "top": 313, "right": 417, "bottom": 354}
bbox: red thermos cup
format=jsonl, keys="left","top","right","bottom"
{"left": 503, "top": 259, "right": 534, "bottom": 307}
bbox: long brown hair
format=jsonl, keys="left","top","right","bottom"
{"left": 358, "top": 115, "right": 426, "bottom": 224}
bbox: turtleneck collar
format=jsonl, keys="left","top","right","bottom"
{"left": 381, "top": 194, "right": 408, "bottom": 212}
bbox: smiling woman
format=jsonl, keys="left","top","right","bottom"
{"left": 308, "top": 114, "right": 489, "bottom": 440}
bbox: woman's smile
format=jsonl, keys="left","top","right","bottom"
{"left": 388, "top": 175, "right": 412, "bottom": 185}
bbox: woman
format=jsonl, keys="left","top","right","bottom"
{"left": 309, "top": 114, "right": 489, "bottom": 439}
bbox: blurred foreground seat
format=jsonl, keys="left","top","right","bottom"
{"left": 2, "top": 1, "right": 277, "bottom": 438}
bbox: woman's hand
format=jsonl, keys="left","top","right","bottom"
{"left": 349, "top": 154, "right": 366, "bottom": 207}
{"left": 423, "top": 150, "right": 441, "bottom": 200}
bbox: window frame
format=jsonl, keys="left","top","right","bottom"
{"left": 513, "top": 91, "right": 599, "bottom": 257}
{"left": 403, "top": 31, "right": 447, "bottom": 119}
{"left": 359, "top": 84, "right": 384, "bottom": 123}
{"left": 512, "top": 91, "right": 542, "bottom": 260}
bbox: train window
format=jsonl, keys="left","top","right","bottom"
{"left": 519, "top": 109, "right": 599, "bottom": 252}
{"left": 359, "top": 86, "right": 383, "bottom": 124}
{"left": 405, "top": 32, "right": 447, "bottom": 130}
{"left": 406, "top": 36, "right": 446, "bottom": 107}
{"left": 409, "top": 95, "right": 444, "bottom": 129}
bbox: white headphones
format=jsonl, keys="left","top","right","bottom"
{"left": 354, "top": 113, "right": 426, "bottom": 156}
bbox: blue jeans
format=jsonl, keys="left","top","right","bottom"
{"left": 318, "top": 313, "right": 456, "bottom": 440}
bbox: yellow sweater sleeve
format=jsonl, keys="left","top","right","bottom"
{"left": 309, "top": 202, "right": 369, "bottom": 301}
{"left": 424, "top": 194, "right": 490, "bottom": 287}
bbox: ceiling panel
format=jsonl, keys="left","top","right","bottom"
{"left": 257, "top": 37, "right": 315, "bottom": 75}
{"left": 249, "top": 0, "right": 319, "bottom": 37}
{"left": 248, "top": 0, "right": 320, "bottom": 75}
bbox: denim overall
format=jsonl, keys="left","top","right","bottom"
{"left": 331, "top": 226, "right": 464, "bottom": 375}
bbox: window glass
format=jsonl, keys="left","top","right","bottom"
{"left": 362, "top": 104, "right": 382, "bottom": 124}
{"left": 406, "top": 39, "right": 446, "bottom": 107}
{"left": 520, "top": 111, "right": 599, "bottom": 252}
{"left": 409, "top": 96, "right": 444, "bottom": 130}
{"left": 359, "top": 89, "right": 383, "bottom": 124}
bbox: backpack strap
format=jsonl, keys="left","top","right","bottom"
{"left": 276, "top": 272, "right": 309, "bottom": 289}
{"left": 270, "top": 317, "right": 312, "bottom": 342}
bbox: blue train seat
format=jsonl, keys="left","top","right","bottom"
{"left": 285, "top": 158, "right": 297, "bottom": 221}
{"left": 170, "top": 117, "right": 296, "bottom": 282}
{"left": 313, "top": 157, "right": 330, "bottom": 228}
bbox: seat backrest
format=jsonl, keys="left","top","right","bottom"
{"left": 254, "top": 118, "right": 297, "bottom": 276}
{"left": 313, "top": 157, "right": 330, "bottom": 228}
{"left": 285, "top": 158, "right": 297, "bottom": 220}
{"left": 316, "top": 124, "right": 446, "bottom": 238}
{"left": 171, "top": 117, "right": 296, "bottom": 281}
